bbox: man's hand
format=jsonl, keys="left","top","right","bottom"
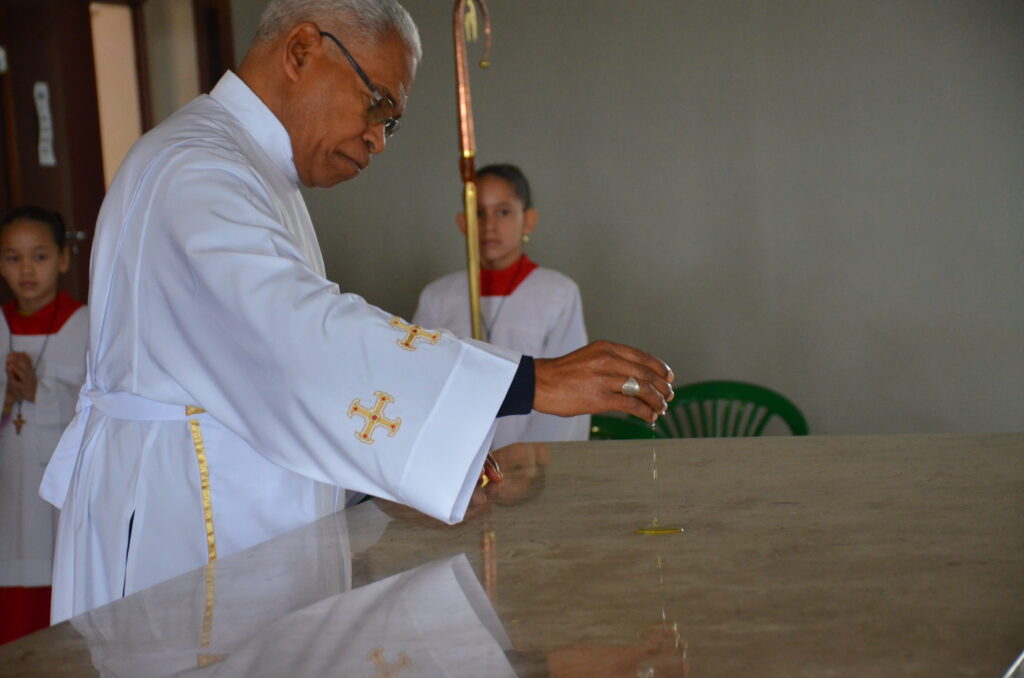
{"left": 534, "top": 341, "right": 675, "bottom": 423}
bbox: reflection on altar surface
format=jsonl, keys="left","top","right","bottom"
{"left": 0, "top": 435, "right": 1021, "bottom": 678}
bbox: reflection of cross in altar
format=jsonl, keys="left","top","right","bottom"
{"left": 389, "top": 317, "right": 441, "bottom": 351}
{"left": 348, "top": 391, "right": 401, "bottom": 444}
{"left": 368, "top": 647, "right": 411, "bottom": 678}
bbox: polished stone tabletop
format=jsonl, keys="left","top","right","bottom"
{"left": 1, "top": 433, "right": 1022, "bottom": 677}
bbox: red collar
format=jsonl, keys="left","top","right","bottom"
{"left": 3, "top": 291, "right": 83, "bottom": 335}
{"left": 480, "top": 255, "right": 538, "bottom": 297}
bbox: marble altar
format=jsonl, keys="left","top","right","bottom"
{"left": 1, "top": 433, "right": 1021, "bottom": 677}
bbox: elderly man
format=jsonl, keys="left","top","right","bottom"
{"left": 42, "top": 0, "right": 673, "bottom": 622}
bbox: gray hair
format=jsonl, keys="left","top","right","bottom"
{"left": 255, "top": 0, "right": 421, "bottom": 62}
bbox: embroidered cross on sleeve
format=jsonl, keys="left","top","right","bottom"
{"left": 348, "top": 391, "right": 402, "bottom": 444}
{"left": 389, "top": 317, "right": 441, "bottom": 351}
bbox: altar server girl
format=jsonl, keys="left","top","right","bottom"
{"left": 0, "top": 206, "right": 88, "bottom": 642}
{"left": 414, "top": 164, "right": 589, "bottom": 449}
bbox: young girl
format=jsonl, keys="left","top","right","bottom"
{"left": 0, "top": 206, "right": 87, "bottom": 642}
{"left": 414, "top": 164, "right": 589, "bottom": 449}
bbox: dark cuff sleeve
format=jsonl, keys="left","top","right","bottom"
{"left": 497, "top": 355, "right": 535, "bottom": 417}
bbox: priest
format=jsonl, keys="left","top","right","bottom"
{"left": 41, "top": 0, "right": 674, "bottom": 623}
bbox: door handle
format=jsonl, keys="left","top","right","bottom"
{"left": 66, "top": 230, "right": 89, "bottom": 255}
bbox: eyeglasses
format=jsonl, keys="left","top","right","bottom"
{"left": 319, "top": 31, "right": 400, "bottom": 138}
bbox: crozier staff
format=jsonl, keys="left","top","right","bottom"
{"left": 42, "top": 0, "right": 674, "bottom": 623}
{"left": 415, "top": 164, "right": 592, "bottom": 449}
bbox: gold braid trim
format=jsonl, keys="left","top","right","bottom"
{"left": 188, "top": 416, "right": 217, "bottom": 563}
{"left": 188, "top": 409, "right": 221, "bottom": 666}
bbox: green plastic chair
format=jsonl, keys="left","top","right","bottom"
{"left": 589, "top": 414, "right": 661, "bottom": 440}
{"left": 657, "top": 380, "right": 809, "bottom": 438}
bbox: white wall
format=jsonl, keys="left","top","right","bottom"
{"left": 230, "top": 0, "right": 1024, "bottom": 435}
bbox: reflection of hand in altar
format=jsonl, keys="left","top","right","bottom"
{"left": 375, "top": 477, "right": 498, "bottom": 527}
{"left": 546, "top": 625, "right": 689, "bottom": 678}
{"left": 489, "top": 442, "right": 549, "bottom": 505}
{"left": 377, "top": 443, "right": 550, "bottom": 526}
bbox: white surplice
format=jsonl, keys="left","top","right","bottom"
{"left": 41, "top": 71, "right": 520, "bottom": 622}
{"left": 414, "top": 266, "right": 590, "bottom": 449}
{"left": 0, "top": 306, "right": 87, "bottom": 586}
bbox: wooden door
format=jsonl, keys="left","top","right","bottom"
{"left": 0, "top": 0, "right": 105, "bottom": 305}
{"left": 0, "top": 0, "right": 235, "bottom": 307}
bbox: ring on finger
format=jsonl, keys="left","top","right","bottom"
{"left": 621, "top": 376, "right": 642, "bottom": 397}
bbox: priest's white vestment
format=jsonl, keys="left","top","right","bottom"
{"left": 41, "top": 72, "right": 519, "bottom": 623}
{"left": 414, "top": 265, "right": 589, "bottom": 449}
{"left": 0, "top": 303, "right": 87, "bottom": 586}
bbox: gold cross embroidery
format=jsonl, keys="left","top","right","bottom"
{"left": 389, "top": 317, "right": 441, "bottom": 352}
{"left": 348, "top": 391, "right": 401, "bottom": 444}
{"left": 368, "top": 648, "right": 411, "bottom": 678}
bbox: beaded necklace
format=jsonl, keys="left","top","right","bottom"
{"left": 4, "top": 295, "right": 60, "bottom": 435}
{"left": 481, "top": 255, "right": 527, "bottom": 340}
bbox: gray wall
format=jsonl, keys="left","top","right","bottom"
{"left": 144, "top": 0, "right": 200, "bottom": 124}
{"left": 231, "top": 0, "right": 1024, "bottom": 435}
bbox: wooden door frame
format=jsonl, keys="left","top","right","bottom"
{"left": 86, "top": 0, "right": 237, "bottom": 145}
{"left": 0, "top": 3, "right": 22, "bottom": 210}
{"left": 91, "top": 0, "right": 155, "bottom": 131}
{"left": 193, "top": 0, "right": 235, "bottom": 94}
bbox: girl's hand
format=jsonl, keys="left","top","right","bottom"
{"left": 5, "top": 354, "right": 19, "bottom": 403}
{"left": 6, "top": 352, "right": 37, "bottom": 403}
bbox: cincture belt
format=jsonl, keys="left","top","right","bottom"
{"left": 88, "top": 391, "right": 204, "bottom": 420}
{"left": 40, "top": 389, "right": 206, "bottom": 509}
